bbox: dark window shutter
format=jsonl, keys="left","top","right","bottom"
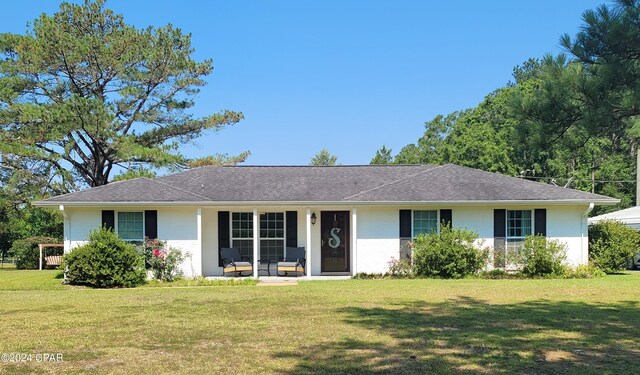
{"left": 399, "top": 210, "right": 413, "bottom": 259}
{"left": 144, "top": 210, "right": 158, "bottom": 239}
{"left": 286, "top": 211, "right": 298, "bottom": 247}
{"left": 218, "top": 211, "right": 230, "bottom": 267}
{"left": 494, "top": 209, "right": 506, "bottom": 268}
{"left": 494, "top": 209, "right": 506, "bottom": 237}
{"left": 102, "top": 210, "right": 115, "bottom": 231}
{"left": 440, "top": 209, "right": 452, "bottom": 228}
{"left": 399, "top": 210, "right": 412, "bottom": 238}
{"left": 534, "top": 209, "right": 547, "bottom": 236}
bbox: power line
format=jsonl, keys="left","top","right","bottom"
{"left": 515, "top": 176, "right": 635, "bottom": 183}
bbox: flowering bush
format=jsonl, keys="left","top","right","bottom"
{"left": 386, "top": 257, "right": 413, "bottom": 278}
{"left": 138, "top": 238, "right": 185, "bottom": 282}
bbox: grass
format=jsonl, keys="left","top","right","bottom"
{"left": 0, "top": 269, "right": 639, "bottom": 374}
{"left": 0, "top": 269, "right": 67, "bottom": 291}
{"left": 144, "top": 277, "right": 258, "bottom": 287}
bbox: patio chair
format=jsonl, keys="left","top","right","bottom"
{"left": 277, "top": 247, "right": 306, "bottom": 276}
{"left": 221, "top": 248, "right": 253, "bottom": 276}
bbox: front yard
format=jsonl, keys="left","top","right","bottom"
{"left": 1, "top": 269, "right": 639, "bottom": 374}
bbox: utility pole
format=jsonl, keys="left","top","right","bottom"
{"left": 591, "top": 158, "right": 595, "bottom": 194}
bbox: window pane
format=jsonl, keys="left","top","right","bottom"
{"left": 413, "top": 210, "right": 437, "bottom": 237}
{"left": 117, "top": 211, "right": 143, "bottom": 240}
{"left": 259, "top": 212, "right": 284, "bottom": 239}
{"left": 260, "top": 239, "right": 284, "bottom": 262}
{"left": 506, "top": 210, "right": 532, "bottom": 257}
{"left": 506, "top": 238, "right": 525, "bottom": 268}
{"left": 507, "top": 239, "right": 525, "bottom": 252}
{"left": 507, "top": 210, "right": 531, "bottom": 239}
{"left": 232, "top": 239, "right": 254, "bottom": 261}
{"left": 232, "top": 212, "right": 253, "bottom": 239}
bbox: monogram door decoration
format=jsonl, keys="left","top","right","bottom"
{"left": 328, "top": 214, "right": 341, "bottom": 249}
{"left": 321, "top": 211, "right": 349, "bottom": 272}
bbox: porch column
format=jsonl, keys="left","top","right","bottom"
{"left": 351, "top": 208, "right": 357, "bottom": 276}
{"left": 39, "top": 244, "right": 43, "bottom": 271}
{"left": 253, "top": 209, "right": 259, "bottom": 278}
{"left": 60, "top": 204, "right": 70, "bottom": 254}
{"left": 196, "top": 208, "right": 202, "bottom": 277}
{"left": 306, "top": 208, "right": 312, "bottom": 277}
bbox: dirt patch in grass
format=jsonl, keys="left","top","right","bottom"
{"left": 544, "top": 350, "right": 577, "bottom": 362}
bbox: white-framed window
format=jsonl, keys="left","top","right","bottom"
{"left": 412, "top": 210, "right": 438, "bottom": 238}
{"left": 230, "top": 212, "right": 287, "bottom": 262}
{"left": 506, "top": 210, "right": 532, "bottom": 252}
{"left": 260, "top": 212, "right": 285, "bottom": 261}
{"left": 117, "top": 211, "right": 144, "bottom": 242}
{"left": 231, "top": 212, "right": 253, "bottom": 260}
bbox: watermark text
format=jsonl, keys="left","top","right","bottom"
{"left": 1, "top": 353, "right": 63, "bottom": 363}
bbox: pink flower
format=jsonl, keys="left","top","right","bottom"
{"left": 153, "top": 249, "right": 161, "bottom": 257}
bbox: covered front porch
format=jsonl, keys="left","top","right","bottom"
{"left": 204, "top": 275, "right": 352, "bottom": 282}
{"left": 198, "top": 207, "right": 360, "bottom": 278}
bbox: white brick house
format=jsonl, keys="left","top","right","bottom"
{"left": 34, "top": 164, "right": 617, "bottom": 277}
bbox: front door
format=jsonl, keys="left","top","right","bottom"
{"left": 321, "top": 211, "right": 350, "bottom": 273}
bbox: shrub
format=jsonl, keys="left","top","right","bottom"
{"left": 138, "top": 238, "right": 185, "bottom": 282}
{"left": 479, "top": 269, "right": 510, "bottom": 279}
{"left": 589, "top": 220, "right": 640, "bottom": 273}
{"left": 477, "top": 270, "right": 531, "bottom": 279}
{"left": 386, "top": 257, "right": 414, "bottom": 278}
{"left": 148, "top": 247, "right": 185, "bottom": 282}
{"left": 353, "top": 273, "right": 385, "bottom": 279}
{"left": 412, "top": 225, "right": 487, "bottom": 278}
{"left": 138, "top": 238, "right": 160, "bottom": 269}
{"left": 513, "top": 235, "right": 567, "bottom": 277}
{"left": 11, "top": 236, "right": 60, "bottom": 269}
{"left": 65, "top": 227, "right": 145, "bottom": 288}
{"left": 563, "top": 264, "right": 606, "bottom": 279}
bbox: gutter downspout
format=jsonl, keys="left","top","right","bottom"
{"left": 581, "top": 203, "right": 595, "bottom": 265}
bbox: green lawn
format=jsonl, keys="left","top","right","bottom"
{"left": 1, "top": 270, "right": 639, "bottom": 374}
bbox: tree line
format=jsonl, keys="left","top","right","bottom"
{"left": 0, "top": 0, "right": 247, "bottom": 258}
{"left": 2, "top": 0, "right": 639, "bottom": 258}
{"left": 371, "top": 0, "right": 640, "bottom": 216}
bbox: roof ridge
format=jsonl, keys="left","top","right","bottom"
{"left": 150, "top": 178, "right": 212, "bottom": 201}
{"left": 217, "top": 164, "right": 430, "bottom": 168}
{"left": 342, "top": 164, "right": 446, "bottom": 201}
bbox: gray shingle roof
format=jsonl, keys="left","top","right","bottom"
{"left": 35, "top": 164, "right": 618, "bottom": 205}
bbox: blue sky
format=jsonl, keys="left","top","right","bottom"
{"left": 4, "top": 0, "right": 608, "bottom": 165}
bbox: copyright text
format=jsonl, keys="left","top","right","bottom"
{"left": 1, "top": 353, "right": 63, "bottom": 363}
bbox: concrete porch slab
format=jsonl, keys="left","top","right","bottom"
{"left": 204, "top": 275, "right": 352, "bottom": 281}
